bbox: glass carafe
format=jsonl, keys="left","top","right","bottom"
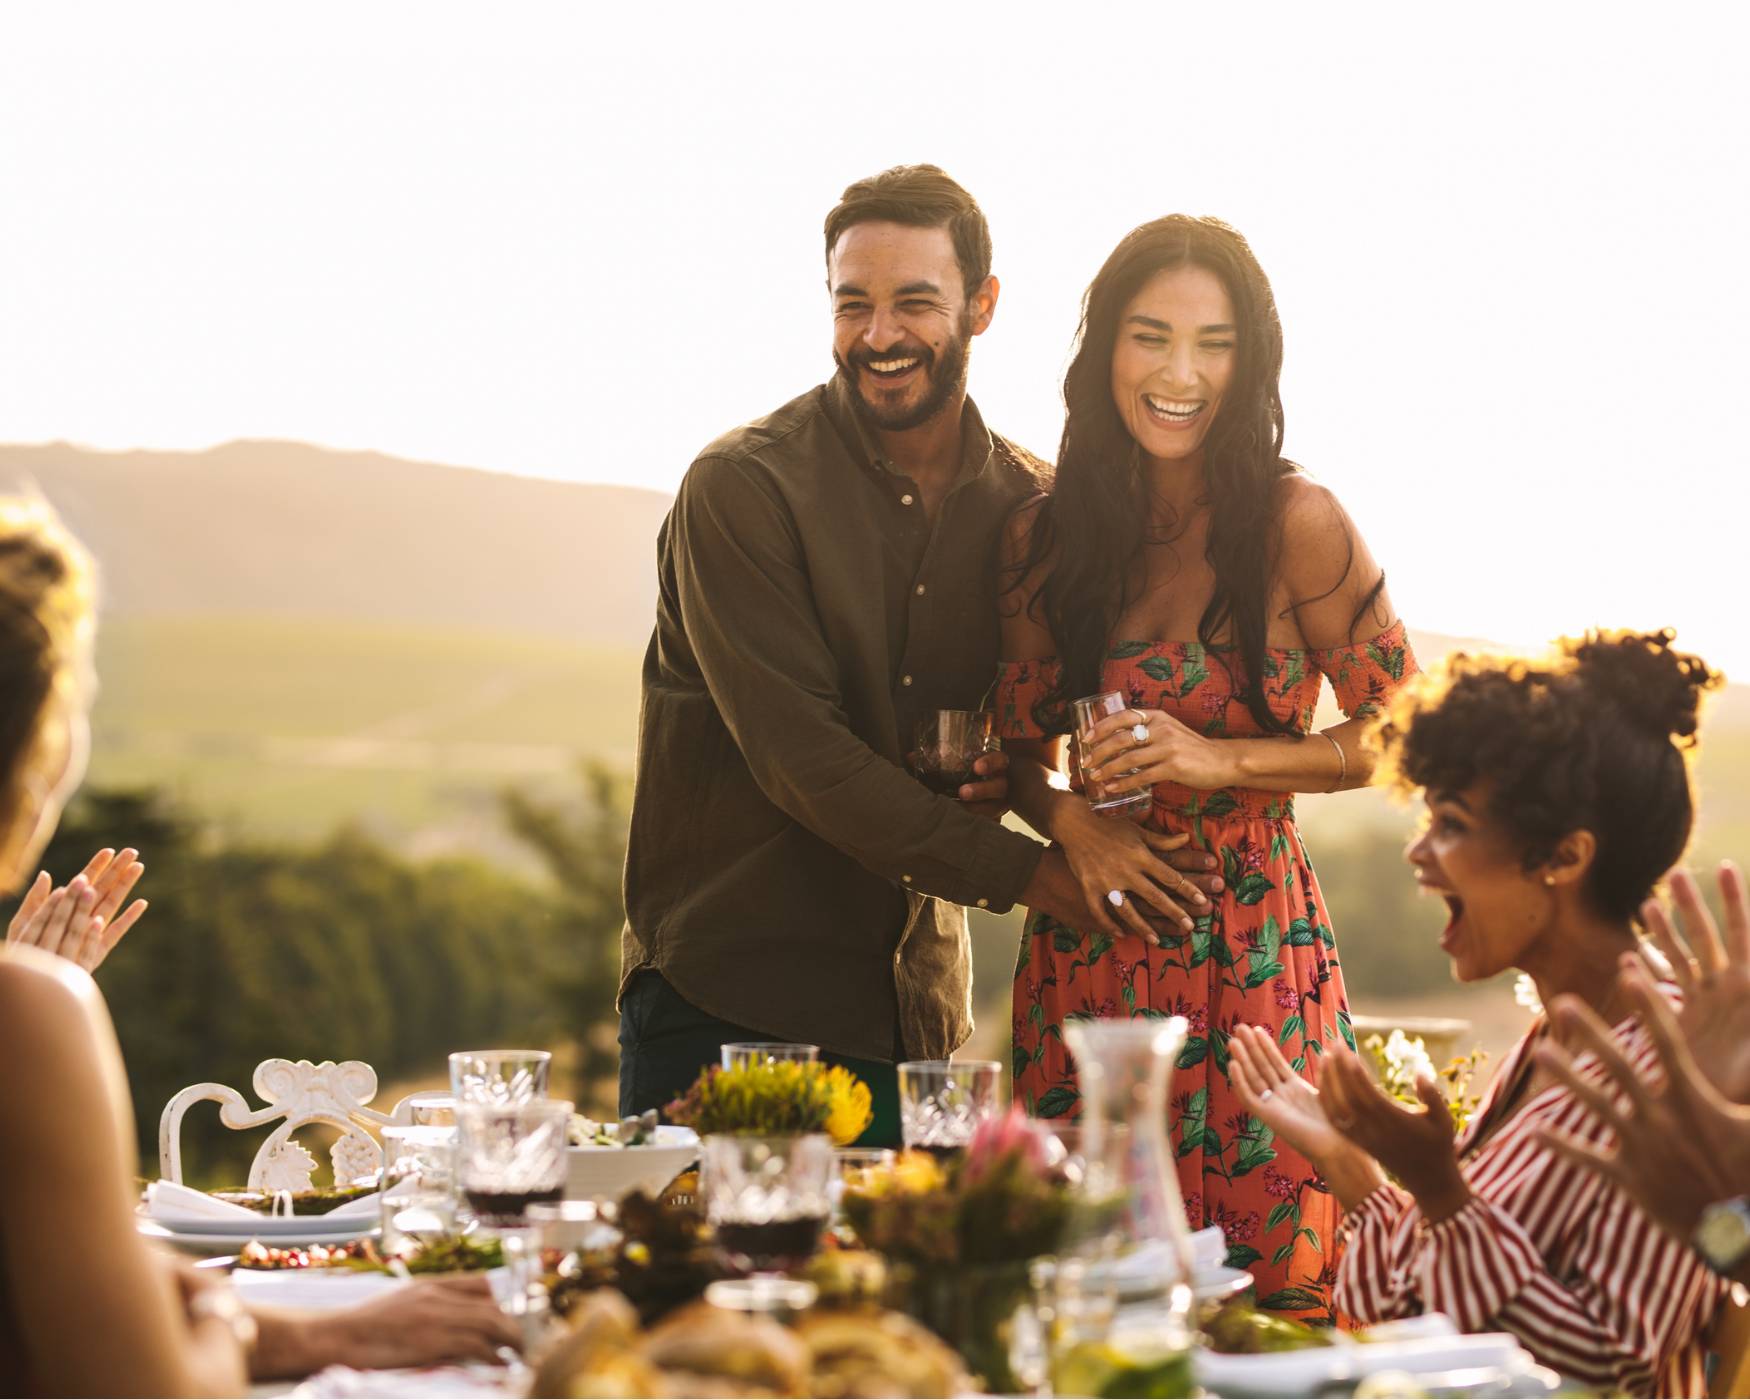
{"left": 1061, "top": 1016, "right": 1196, "bottom": 1326}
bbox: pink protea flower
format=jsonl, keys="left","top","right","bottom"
{"left": 1241, "top": 1210, "right": 1262, "bottom": 1241}
{"left": 1188, "top": 1005, "right": 1208, "bottom": 1034}
{"left": 1274, "top": 981, "right": 1301, "bottom": 1012}
{"left": 961, "top": 1105, "right": 1051, "bottom": 1184}
{"left": 1183, "top": 1191, "right": 1203, "bottom": 1224}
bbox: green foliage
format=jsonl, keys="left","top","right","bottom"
{"left": 665, "top": 1062, "right": 871, "bottom": 1144}
{"left": 498, "top": 761, "right": 631, "bottom": 1098}
{"left": 11, "top": 786, "right": 596, "bottom": 1186}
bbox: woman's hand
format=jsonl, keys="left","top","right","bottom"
{"left": 1053, "top": 801, "right": 1211, "bottom": 945}
{"left": 6, "top": 848, "right": 148, "bottom": 973}
{"left": 1082, "top": 708, "right": 1237, "bottom": 796}
{"left": 1229, "top": 1024, "right": 1386, "bottom": 1208}
{"left": 1637, "top": 861, "right": 1750, "bottom": 1102}
{"left": 1321, "top": 1049, "right": 1470, "bottom": 1222}
{"left": 1533, "top": 963, "right": 1750, "bottom": 1246}
{"left": 326, "top": 1276, "right": 521, "bottom": 1369}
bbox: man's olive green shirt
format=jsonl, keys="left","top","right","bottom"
{"left": 619, "top": 375, "right": 1048, "bottom": 1062}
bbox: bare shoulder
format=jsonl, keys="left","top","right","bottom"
{"left": 0, "top": 945, "right": 103, "bottom": 1043}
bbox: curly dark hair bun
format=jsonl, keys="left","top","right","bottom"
{"left": 1374, "top": 628, "right": 1722, "bottom": 923}
{"left": 1568, "top": 628, "right": 1716, "bottom": 748}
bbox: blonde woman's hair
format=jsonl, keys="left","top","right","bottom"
{"left": 0, "top": 495, "right": 97, "bottom": 813}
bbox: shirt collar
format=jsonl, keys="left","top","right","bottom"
{"left": 825, "top": 372, "right": 997, "bottom": 488}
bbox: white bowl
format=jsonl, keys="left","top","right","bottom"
{"left": 565, "top": 1125, "right": 699, "bottom": 1203}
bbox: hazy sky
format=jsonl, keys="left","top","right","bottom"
{"left": 2, "top": 3, "right": 1746, "bottom": 673}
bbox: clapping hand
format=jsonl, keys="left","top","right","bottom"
{"left": 1636, "top": 862, "right": 1750, "bottom": 1102}
{"left": 1319, "top": 1048, "right": 1470, "bottom": 1223}
{"left": 1228, "top": 1024, "right": 1388, "bottom": 1209}
{"left": 6, "top": 847, "right": 147, "bottom": 972}
{"left": 1533, "top": 959, "right": 1750, "bottom": 1244}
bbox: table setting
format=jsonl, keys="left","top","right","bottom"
{"left": 130, "top": 1028, "right": 1565, "bottom": 1398}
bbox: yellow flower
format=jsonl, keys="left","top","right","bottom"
{"left": 889, "top": 1150, "right": 947, "bottom": 1195}
{"left": 823, "top": 1065, "right": 873, "bottom": 1146}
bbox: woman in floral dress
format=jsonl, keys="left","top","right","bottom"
{"left": 994, "top": 216, "right": 1419, "bottom": 1321}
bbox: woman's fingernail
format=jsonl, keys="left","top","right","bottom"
{"left": 1181, "top": 917, "right": 1194, "bottom": 931}
{"left": 1211, "top": 878, "right": 1224, "bottom": 891}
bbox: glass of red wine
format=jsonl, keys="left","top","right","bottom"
{"left": 701, "top": 1133, "right": 834, "bottom": 1275}
{"left": 456, "top": 1099, "right": 573, "bottom": 1335}
{"left": 906, "top": 709, "right": 996, "bottom": 799}
{"left": 898, "top": 1059, "right": 1004, "bottom": 1158}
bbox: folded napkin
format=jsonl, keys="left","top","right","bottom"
{"left": 146, "top": 1179, "right": 383, "bottom": 1227}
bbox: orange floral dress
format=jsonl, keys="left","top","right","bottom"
{"left": 993, "top": 622, "right": 1418, "bottom": 1322}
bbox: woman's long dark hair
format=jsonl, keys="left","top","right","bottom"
{"left": 1012, "top": 215, "right": 1377, "bottom": 737}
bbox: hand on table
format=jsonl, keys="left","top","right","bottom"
{"left": 6, "top": 847, "right": 147, "bottom": 972}
{"left": 324, "top": 1275, "right": 521, "bottom": 1368}
{"left": 1636, "top": 861, "right": 1750, "bottom": 1103}
{"left": 1533, "top": 960, "right": 1750, "bottom": 1244}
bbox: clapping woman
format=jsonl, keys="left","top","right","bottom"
{"left": 1229, "top": 630, "right": 1727, "bottom": 1396}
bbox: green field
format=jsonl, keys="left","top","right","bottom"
{"left": 87, "top": 615, "right": 644, "bottom": 847}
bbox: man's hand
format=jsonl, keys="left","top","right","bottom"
{"left": 958, "top": 749, "right": 1011, "bottom": 819}
{"left": 1534, "top": 963, "right": 1750, "bottom": 1246}
{"left": 6, "top": 847, "right": 147, "bottom": 973}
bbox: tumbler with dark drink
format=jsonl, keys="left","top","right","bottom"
{"left": 906, "top": 710, "right": 995, "bottom": 799}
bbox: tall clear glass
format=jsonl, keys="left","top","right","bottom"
{"left": 379, "top": 1125, "right": 457, "bottom": 1258}
{"left": 1071, "top": 691, "right": 1152, "bottom": 818}
{"left": 1061, "top": 1017, "right": 1196, "bottom": 1327}
{"left": 449, "top": 1049, "right": 551, "bottom": 1106}
{"left": 898, "top": 1059, "right": 1004, "bottom": 1156}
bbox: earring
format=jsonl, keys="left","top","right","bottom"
{"left": 1542, "top": 875, "right": 1556, "bottom": 887}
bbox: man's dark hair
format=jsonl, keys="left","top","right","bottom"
{"left": 823, "top": 164, "right": 992, "bottom": 298}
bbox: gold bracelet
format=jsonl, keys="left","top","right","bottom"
{"left": 1321, "top": 730, "right": 1347, "bottom": 792}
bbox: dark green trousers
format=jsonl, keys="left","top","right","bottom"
{"left": 617, "top": 970, "right": 901, "bottom": 1148}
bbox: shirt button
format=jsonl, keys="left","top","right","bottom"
{"left": 901, "top": 674, "right": 913, "bottom": 686}
{"left": 915, "top": 584, "right": 926, "bottom": 596}
{"left": 902, "top": 874, "right": 913, "bottom": 883}
{"left": 900, "top": 493, "right": 914, "bottom": 506}
{"left": 893, "top": 951, "right": 902, "bottom": 966}
{"left": 976, "top": 898, "right": 990, "bottom": 908}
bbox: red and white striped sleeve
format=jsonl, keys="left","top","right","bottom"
{"left": 1333, "top": 1182, "right": 1419, "bottom": 1323}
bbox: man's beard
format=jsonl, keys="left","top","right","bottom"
{"left": 836, "top": 311, "right": 972, "bottom": 433}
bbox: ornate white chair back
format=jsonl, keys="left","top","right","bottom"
{"left": 159, "top": 1058, "right": 396, "bottom": 1192}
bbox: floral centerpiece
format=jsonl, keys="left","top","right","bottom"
{"left": 1362, "top": 1029, "right": 1487, "bottom": 1133}
{"left": 665, "top": 1060, "right": 872, "bottom": 1145}
{"left": 842, "top": 1109, "right": 1093, "bottom": 1391}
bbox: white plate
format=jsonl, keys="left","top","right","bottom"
{"left": 1193, "top": 1328, "right": 1531, "bottom": 1398}
{"left": 137, "top": 1220, "right": 375, "bottom": 1253}
{"left": 231, "top": 1270, "right": 408, "bottom": 1310}
{"left": 1192, "top": 1264, "right": 1253, "bottom": 1304}
{"left": 148, "top": 1210, "right": 377, "bottom": 1239}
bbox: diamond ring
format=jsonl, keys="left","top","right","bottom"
{"left": 1131, "top": 721, "right": 1150, "bottom": 745}
{"left": 1107, "top": 889, "right": 1125, "bottom": 908}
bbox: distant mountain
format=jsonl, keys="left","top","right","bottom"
{"left": 0, "top": 440, "right": 671, "bottom": 646}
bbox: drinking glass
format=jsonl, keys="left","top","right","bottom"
{"left": 401, "top": 1090, "right": 458, "bottom": 1127}
{"left": 449, "top": 1049, "right": 551, "bottom": 1106}
{"left": 457, "top": 1100, "right": 573, "bottom": 1337}
{"left": 907, "top": 709, "right": 996, "bottom": 799}
{"left": 898, "top": 1060, "right": 1004, "bottom": 1156}
{"left": 379, "top": 1125, "right": 457, "bottom": 1258}
{"left": 455, "top": 1100, "right": 572, "bottom": 1226}
{"left": 701, "top": 1134, "right": 834, "bottom": 1273}
{"left": 1071, "top": 691, "right": 1152, "bottom": 818}
{"left": 720, "top": 1041, "right": 820, "bottom": 1069}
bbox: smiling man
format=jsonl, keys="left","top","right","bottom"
{"left": 616, "top": 165, "right": 1210, "bottom": 1142}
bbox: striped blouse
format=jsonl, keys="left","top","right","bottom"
{"left": 1336, "top": 995, "right": 1729, "bottom": 1397}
